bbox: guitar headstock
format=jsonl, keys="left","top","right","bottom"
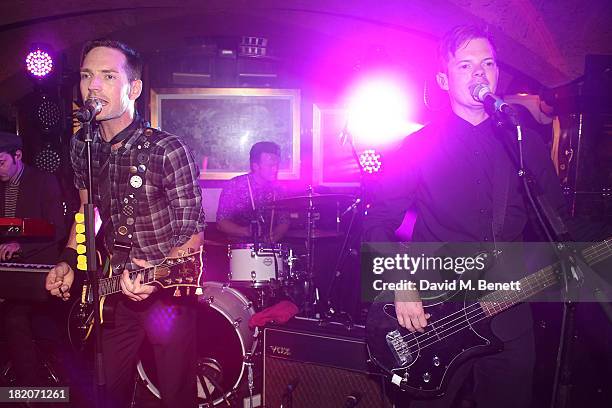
{"left": 152, "top": 249, "right": 203, "bottom": 289}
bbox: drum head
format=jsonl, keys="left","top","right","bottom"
{"left": 138, "top": 283, "right": 256, "bottom": 406}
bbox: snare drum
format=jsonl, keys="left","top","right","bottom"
{"left": 228, "top": 243, "right": 286, "bottom": 287}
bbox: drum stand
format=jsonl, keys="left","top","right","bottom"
{"left": 302, "top": 186, "right": 319, "bottom": 317}
{"left": 244, "top": 328, "right": 260, "bottom": 408}
{"left": 323, "top": 195, "right": 363, "bottom": 324}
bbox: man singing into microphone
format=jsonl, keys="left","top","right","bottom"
{"left": 363, "top": 25, "right": 601, "bottom": 407}
{"left": 45, "top": 39, "right": 204, "bottom": 407}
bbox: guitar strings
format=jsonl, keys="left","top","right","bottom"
{"left": 393, "top": 239, "right": 610, "bottom": 352}
{"left": 395, "top": 264, "right": 555, "bottom": 343}
{"left": 408, "top": 274, "right": 558, "bottom": 353}
{"left": 97, "top": 266, "right": 156, "bottom": 296}
{"left": 395, "top": 273, "right": 558, "bottom": 353}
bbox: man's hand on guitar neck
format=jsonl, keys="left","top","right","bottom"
{"left": 120, "top": 258, "right": 157, "bottom": 301}
{"left": 395, "top": 290, "right": 431, "bottom": 333}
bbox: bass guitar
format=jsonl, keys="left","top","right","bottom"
{"left": 365, "top": 240, "right": 610, "bottom": 398}
{"left": 68, "top": 250, "right": 204, "bottom": 349}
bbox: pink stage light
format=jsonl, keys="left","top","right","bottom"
{"left": 345, "top": 75, "right": 423, "bottom": 147}
{"left": 26, "top": 48, "right": 53, "bottom": 78}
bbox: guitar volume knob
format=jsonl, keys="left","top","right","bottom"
{"left": 423, "top": 372, "right": 431, "bottom": 383}
{"left": 433, "top": 356, "right": 440, "bottom": 367}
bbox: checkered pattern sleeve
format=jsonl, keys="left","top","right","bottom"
{"left": 161, "top": 136, "right": 206, "bottom": 248}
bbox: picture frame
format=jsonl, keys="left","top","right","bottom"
{"left": 150, "top": 88, "right": 301, "bottom": 180}
{"left": 312, "top": 104, "right": 360, "bottom": 187}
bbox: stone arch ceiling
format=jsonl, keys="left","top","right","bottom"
{"left": 0, "top": 0, "right": 610, "bottom": 106}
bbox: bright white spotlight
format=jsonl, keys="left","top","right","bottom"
{"left": 26, "top": 48, "right": 54, "bottom": 78}
{"left": 345, "top": 76, "right": 422, "bottom": 147}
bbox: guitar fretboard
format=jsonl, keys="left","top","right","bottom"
{"left": 480, "top": 239, "right": 612, "bottom": 316}
{"left": 97, "top": 267, "right": 156, "bottom": 297}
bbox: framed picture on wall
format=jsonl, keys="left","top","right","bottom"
{"left": 150, "top": 88, "right": 301, "bottom": 180}
{"left": 312, "top": 104, "right": 360, "bottom": 187}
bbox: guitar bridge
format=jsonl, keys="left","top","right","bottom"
{"left": 386, "top": 330, "right": 413, "bottom": 366}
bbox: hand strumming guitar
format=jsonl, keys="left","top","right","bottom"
{"left": 395, "top": 289, "right": 431, "bottom": 333}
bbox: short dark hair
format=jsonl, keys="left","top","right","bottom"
{"left": 0, "top": 131, "right": 23, "bottom": 156}
{"left": 81, "top": 39, "right": 142, "bottom": 81}
{"left": 250, "top": 141, "right": 280, "bottom": 167}
{"left": 438, "top": 25, "right": 496, "bottom": 72}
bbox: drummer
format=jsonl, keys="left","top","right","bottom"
{"left": 217, "top": 141, "right": 290, "bottom": 244}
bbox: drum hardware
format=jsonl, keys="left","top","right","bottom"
{"left": 244, "top": 330, "right": 260, "bottom": 408}
{"left": 266, "top": 190, "right": 355, "bottom": 318}
{"left": 286, "top": 249, "right": 297, "bottom": 276}
{"left": 196, "top": 358, "right": 224, "bottom": 403}
{"left": 323, "top": 195, "right": 364, "bottom": 323}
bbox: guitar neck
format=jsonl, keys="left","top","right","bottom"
{"left": 479, "top": 239, "right": 612, "bottom": 317}
{"left": 98, "top": 267, "right": 156, "bottom": 297}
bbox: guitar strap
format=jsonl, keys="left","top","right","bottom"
{"left": 109, "top": 128, "right": 154, "bottom": 276}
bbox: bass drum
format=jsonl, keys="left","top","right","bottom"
{"left": 137, "top": 282, "right": 257, "bottom": 406}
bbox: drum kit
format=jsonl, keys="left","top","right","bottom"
{"left": 139, "top": 192, "right": 361, "bottom": 407}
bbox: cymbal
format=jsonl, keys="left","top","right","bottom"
{"left": 202, "top": 239, "right": 229, "bottom": 247}
{"left": 267, "top": 194, "right": 355, "bottom": 210}
{"left": 285, "top": 229, "right": 343, "bottom": 239}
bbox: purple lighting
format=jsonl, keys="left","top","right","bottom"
{"left": 26, "top": 49, "right": 53, "bottom": 78}
{"left": 345, "top": 74, "right": 423, "bottom": 147}
{"left": 359, "top": 149, "right": 382, "bottom": 174}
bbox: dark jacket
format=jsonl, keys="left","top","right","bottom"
{"left": 0, "top": 165, "right": 66, "bottom": 264}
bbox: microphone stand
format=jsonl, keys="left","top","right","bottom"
{"left": 495, "top": 108, "right": 599, "bottom": 408}
{"left": 324, "top": 127, "right": 365, "bottom": 325}
{"left": 77, "top": 117, "right": 106, "bottom": 407}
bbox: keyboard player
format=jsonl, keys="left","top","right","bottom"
{"left": 0, "top": 131, "right": 67, "bottom": 386}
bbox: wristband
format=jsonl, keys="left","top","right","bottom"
{"left": 58, "top": 247, "right": 78, "bottom": 271}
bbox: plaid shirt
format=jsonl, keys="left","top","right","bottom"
{"left": 71, "top": 117, "right": 205, "bottom": 272}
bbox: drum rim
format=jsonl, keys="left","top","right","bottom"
{"left": 229, "top": 243, "right": 284, "bottom": 250}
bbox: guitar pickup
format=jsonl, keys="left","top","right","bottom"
{"left": 386, "top": 330, "right": 413, "bottom": 366}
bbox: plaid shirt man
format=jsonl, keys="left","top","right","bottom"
{"left": 71, "top": 116, "right": 205, "bottom": 272}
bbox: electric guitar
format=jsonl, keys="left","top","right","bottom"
{"left": 365, "top": 239, "right": 611, "bottom": 398}
{"left": 68, "top": 250, "right": 204, "bottom": 349}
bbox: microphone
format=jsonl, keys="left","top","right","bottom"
{"left": 340, "top": 198, "right": 361, "bottom": 218}
{"left": 470, "top": 84, "right": 517, "bottom": 123}
{"left": 75, "top": 98, "right": 102, "bottom": 122}
{"left": 339, "top": 122, "right": 351, "bottom": 146}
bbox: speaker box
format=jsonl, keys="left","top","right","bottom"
{"left": 263, "top": 317, "right": 392, "bottom": 408}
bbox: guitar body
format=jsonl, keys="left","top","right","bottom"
{"left": 365, "top": 239, "right": 609, "bottom": 398}
{"left": 68, "top": 291, "right": 120, "bottom": 350}
{"left": 67, "top": 250, "right": 204, "bottom": 350}
{"left": 366, "top": 290, "right": 503, "bottom": 398}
